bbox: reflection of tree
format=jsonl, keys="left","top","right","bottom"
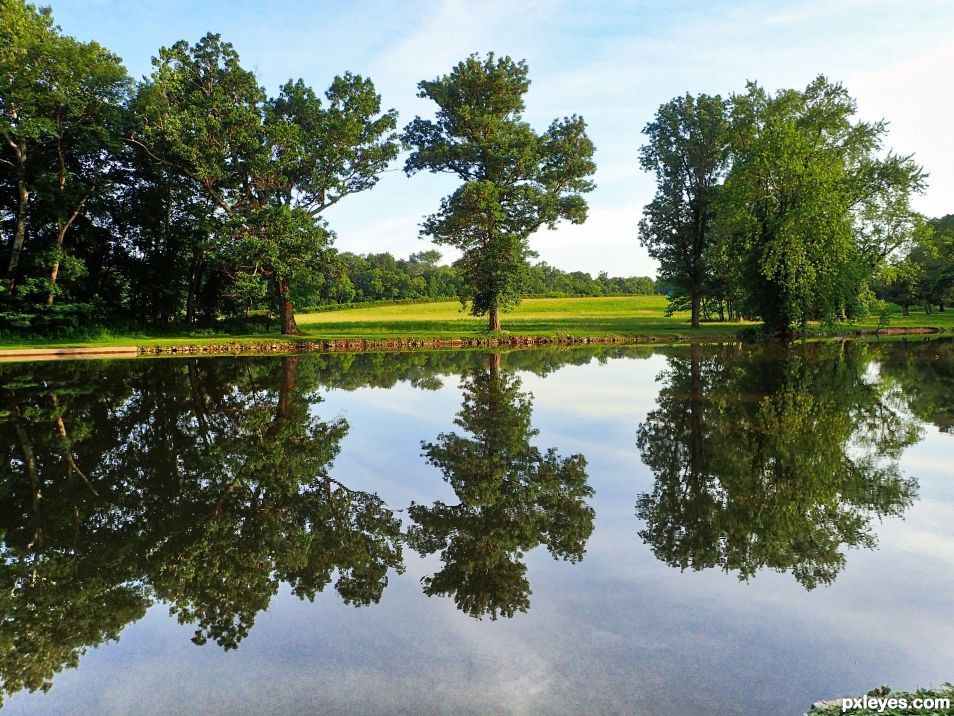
{"left": 1, "top": 365, "right": 149, "bottom": 707}
{"left": 0, "top": 356, "right": 402, "bottom": 703}
{"left": 128, "top": 357, "right": 404, "bottom": 649}
{"left": 878, "top": 339, "right": 954, "bottom": 434}
{"left": 636, "top": 342, "right": 920, "bottom": 589}
{"left": 408, "top": 356, "right": 594, "bottom": 619}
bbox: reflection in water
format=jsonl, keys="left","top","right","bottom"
{"left": 0, "top": 357, "right": 402, "bottom": 705}
{"left": 878, "top": 339, "right": 954, "bottom": 433}
{"left": 1, "top": 340, "right": 951, "bottom": 710}
{"left": 635, "top": 342, "right": 921, "bottom": 589}
{"left": 408, "top": 355, "right": 595, "bottom": 619}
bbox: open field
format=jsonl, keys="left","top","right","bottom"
{"left": 295, "top": 296, "right": 751, "bottom": 338}
{"left": 1, "top": 296, "right": 951, "bottom": 352}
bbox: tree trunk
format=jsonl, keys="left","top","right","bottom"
{"left": 186, "top": 258, "right": 203, "bottom": 324}
{"left": 277, "top": 277, "right": 302, "bottom": 335}
{"left": 488, "top": 306, "right": 501, "bottom": 332}
{"left": 46, "top": 225, "right": 67, "bottom": 305}
{"left": 902, "top": 303, "right": 909, "bottom": 317}
{"left": 276, "top": 356, "right": 301, "bottom": 420}
{"left": 690, "top": 291, "right": 701, "bottom": 329}
{"left": 6, "top": 160, "right": 29, "bottom": 295}
{"left": 47, "top": 184, "right": 95, "bottom": 305}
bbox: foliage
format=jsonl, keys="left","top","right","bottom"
{"left": 0, "top": 0, "right": 130, "bottom": 313}
{"left": 134, "top": 33, "right": 398, "bottom": 333}
{"left": 403, "top": 53, "right": 596, "bottom": 330}
{"left": 717, "top": 77, "right": 925, "bottom": 335}
{"left": 638, "top": 93, "right": 729, "bottom": 328}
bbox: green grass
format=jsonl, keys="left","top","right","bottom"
{"left": 295, "top": 295, "right": 750, "bottom": 338}
{"left": 1, "top": 296, "right": 950, "bottom": 351}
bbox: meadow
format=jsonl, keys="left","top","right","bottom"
{"left": 1, "top": 296, "right": 951, "bottom": 352}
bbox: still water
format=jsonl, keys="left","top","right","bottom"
{"left": 2, "top": 340, "right": 952, "bottom": 715}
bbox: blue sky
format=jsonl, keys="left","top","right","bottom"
{"left": 48, "top": 0, "right": 954, "bottom": 276}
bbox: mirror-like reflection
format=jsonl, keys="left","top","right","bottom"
{"left": 0, "top": 357, "right": 404, "bottom": 705}
{"left": 0, "top": 339, "right": 951, "bottom": 713}
{"left": 635, "top": 342, "right": 920, "bottom": 589}
{"left": 408, "top": 355, "right": 595, "bottom": 619}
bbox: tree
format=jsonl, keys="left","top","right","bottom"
{"left": 920, "top": 216, "right": 954, "bottom": 311}
{"left": 134, "top": 34, "right": 398, "bottom": 333}
{"left": 402, "top": 53, "right": 596, "bottom": 331}
{"left": 0, "top": 1, "right": 129, "bottom": 302}
{"left": 638, "top": 94, "right": 729, "bottom": 328}
{"left": 720, "top": 77, "right": 924, "bottom": 336}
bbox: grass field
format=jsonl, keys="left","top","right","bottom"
{"left": 1, "top": 295, "right": 951, "bottom": 351}
{"left": 295, "top": 295, "right": 750, "bottom": 338}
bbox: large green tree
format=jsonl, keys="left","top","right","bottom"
{"left": 134, "top": 34, "right": 398, "bottom": 333}
{"left": 719, "top": 77, "right": 924, "bottom": 336}
{"left": 638, "top": 94, "right": 729, "bottom": 328}
{"left": 0, "top": 0, "right": 129, "bottom": 303}
{"left": 402, "top": 53, "right": 596, "bottom": 331}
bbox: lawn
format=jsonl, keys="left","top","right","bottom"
{"left": 295, "top": 295, "right": 750, "bottom": 338}
{"left": 0, "top": 295, "right": 950, "bottom": 351}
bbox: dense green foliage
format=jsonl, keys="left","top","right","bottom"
{"left": 639, "top": 78, "right": 928, "bottom": 336}
{"left": 876, "top": 214, "right": 954, "bottom": 316}
{"left": 638, "top": 94, "right": 729, "bottom": 328}
{"left": 403, "top": 53, "right": 597, "bottom": 330}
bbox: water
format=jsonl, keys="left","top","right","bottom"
{"left": 2, "top": 340, "right": 952, "bottom": 715}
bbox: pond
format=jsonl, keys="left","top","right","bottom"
{"left": 2, "top": 339, "right": 953, "bottom": 715}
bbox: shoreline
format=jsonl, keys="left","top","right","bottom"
{"left": 0, "top": 326, "right": 945, "bottom": 361}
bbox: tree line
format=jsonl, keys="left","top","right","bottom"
{"left": 0, "top": 4, "right": 607, "bottom": 335}
{"left": 308, "top": 250, "right": 657, "bottom": 308}
{"left": 2, "top": 1, "right": 945, "bottom": 337}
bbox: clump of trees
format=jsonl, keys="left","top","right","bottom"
{"left": 639, "top": 78, "right": 927, "bottom": 336}
{"left": 875, "top": 214, "right": 954, "bottom": 316}
{"left": 1, "top": 3, "right": 400, "bottom": 335}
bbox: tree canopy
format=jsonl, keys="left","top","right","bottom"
{"left": 134, "top": 33, "right": 399, "bottom": 334}
{"left": 403, "top": 53, "right": 596, "bottom": 330}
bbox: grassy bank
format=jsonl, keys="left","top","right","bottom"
{"left": 1, "top": 296, "right": 951, "bottom": 352}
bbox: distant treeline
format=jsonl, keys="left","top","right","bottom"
{"left": 310, "top": 250, "right": 658, "bottom": 308}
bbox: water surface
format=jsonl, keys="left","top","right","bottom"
{"left": 2, "top": 340, "right": 953, "bottom": 715}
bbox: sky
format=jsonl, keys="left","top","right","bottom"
{"left": 47, "top": 0, "right": 954, "bottom": 277}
